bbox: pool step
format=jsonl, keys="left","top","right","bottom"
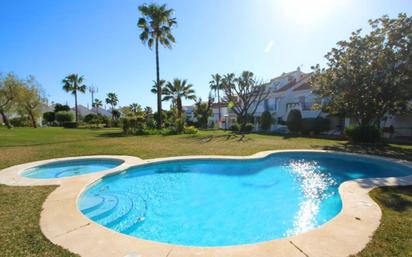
{"left": 88, "top": 194, "right": 119, "bottom": 221}
{"left": 80, "top": 195, "right": 105, "bottom": 214}
{"left": 99, "top": 192, "right": 135, "bottom": 227}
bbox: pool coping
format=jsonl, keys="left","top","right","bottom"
{"left": 0, "top": 150, "right": 411, "bottom": 257}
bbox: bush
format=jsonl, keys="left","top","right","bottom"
{"left": 83, "top": 113, "right": 98, "bottom": 124}
{"left": 160, "top": 128, "right": 178, "bottom": 136}
{"left": 344, "top": 125, "right": 381, "bottom": 143}
{"left": 286, "top": 110, "right": 302, "bottom": 133}
{"left": 122, "top": 117, "right": 146, "bottom": 135}
{"left": 229, "top": 123, "right": 240, "bottom": 132}
{"left": 55, "top": 111, "right": 74, "bottom": 125}
{"left": 62, "top": 121, "right": 78, "bottom": 128}
{"left": 301, "top": 117, "right": 330, "bottom": 135}
{"left": 241, "top": 123, "right": 254, "bottom": 133}
{"left": 42, "top": 112, "right": 55, "bottom": 124}
{"left": 174, "top": 118, "right": 185, "bottom": 133}
{"left": 10, "top": 117, "right": 31, "bottom": 127}
{"left": 260, "top": 111, "right": 273, "bottom": 131}
{"left": 145, "top": 117, "right": 157, "bottom": 129}
{"left": 183, "top": 126, "right": 198, "bottom": 134}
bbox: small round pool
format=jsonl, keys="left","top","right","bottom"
{"left": 78, "top": 152, "right": 412, "bottom": 246}
{"left": 23, "top": 158, "right": 123, "bottom": 179}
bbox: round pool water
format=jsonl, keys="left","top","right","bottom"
{"left": 23, "top": 159, "right": 123, "bottom": 179}
{"left": 78, "top": 152, "right": 412, "bottom": 246}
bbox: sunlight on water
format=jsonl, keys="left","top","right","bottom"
{"left": 286, "top": 160, "right": 336, "bottom": 236}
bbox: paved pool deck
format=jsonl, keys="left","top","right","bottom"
{"left": 1, "top": 150, "right": 411, "bottom": 257}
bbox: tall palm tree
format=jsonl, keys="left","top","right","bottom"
{"left": 163, "top": 79, "right": 196, "bottom": 119}
{"left": 105, "top": 93, "right": 119, "bottom": 121}
{"left": 138, "top": 3, "right": 177, "bottom": 128}
{"left": 209, "top": 73, "right": 223, "bottom": 123}
{"left": 92, "top": 98, "right": 102, "bottom": 114}
{"left": 62, "top": 74, "right": 87, "bottom": 123}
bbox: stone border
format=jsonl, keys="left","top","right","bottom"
{"left": 1, "top": 150, "right": 412, "bottom": 257}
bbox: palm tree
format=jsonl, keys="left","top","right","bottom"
{"left": 209, "top": 73, "right": 223, "bottom": 124}
{"left": 138, "top": 3, "right": 177, "bottom": 128}
{"left": 62, "top": 74, "right": 87, "bottom": 123}
{"left": 150, "top": 80, "right": 166, "bottom": 94}
{"left": 105, "top": 93, "right": 119, "bottom": 121}
{"left": 92, "top": 98, "right": 102, "bottom": 114}
{"left": 163, "top": 79, "right": 196, "bottom": 119}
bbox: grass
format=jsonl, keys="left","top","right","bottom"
{"left": 0, "top": 127, "right": 411, "bottom": 256}
{"left": 351, "top": 186, "right": 412, "bottom": 257}
{"left": 0, "top": 185, "right": 79, "bottom": 257}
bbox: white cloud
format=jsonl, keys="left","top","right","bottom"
{"left": 264, "top": 40, "right": 274, "bottom": 53}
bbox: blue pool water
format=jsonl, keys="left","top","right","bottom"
{"left": 23, "top": 159, "right": 123, "bottom": 179}
{"left": 78, "top": 152, "right": 412, "bottom": 246}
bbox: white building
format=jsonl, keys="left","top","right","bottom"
{"left": 252, "top": 68, "right": 325, "bottom": 130}
{"left": 252, "top": 68, "right": 411, "bottom": 137}
{"left": 210, "top": 103, "right": 237, "bottom": 129}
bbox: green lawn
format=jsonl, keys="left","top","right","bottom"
{"left": 0, "top": 127, "right": 411, "bottom": 257}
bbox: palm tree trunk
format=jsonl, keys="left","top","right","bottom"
{"left": 217, "top": 90, "right": 221, "bottom": 126}
{"left": 0, "top": 110, "right": 11, "bottom": 129}
{"left": 155, "top": 38, "right": 163, "bottom": 129}
{"left": 177, "top": 97, "right": 182, "bottom": 119}
{"left": 75, "top": 90, "right": 78, "bottom": 124}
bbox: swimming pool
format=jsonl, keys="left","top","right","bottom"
{"left": 78, "top": 152, "right": 412, "bottom": 247}
{"left": 23, "top": 158, "right": 123, "bottom": 179}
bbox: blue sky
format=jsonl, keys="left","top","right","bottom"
{"left": 1, "top": 0, "right": 411, "bottom": 109}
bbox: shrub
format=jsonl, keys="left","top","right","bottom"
{"left": 83, "top": 113, "right": 98, "bottom": 124}
{"left": 229, "top": 123, "right": 240, "bottom": 132}
{"left": 62, "top": 121, "right": 78, "bottom": 128}
{"left": 160, "top": 128, "right": 178, "bottom": 136}
{"left": 260, "top": 111, "right": 273, "bottom": 131}
{"left": 301, "top": 117, "right": 330, "bottom": 135}
{"left": 183, "top": 126, "right": 198, "bottom": 134}
{"left": 122, "top": 117, "right": 146, "bottom": 135}
{"left": 286, "top": 110, "right": 302, "bottom": 133}
{"left": 55, "top": 111, "right": 74, "bottom": 125}
{"left": 42, "top": 112, "right": 55, "bottom": 124}
{"left": 241, "top": 123, "right": 254, "bottom": 133}
{"left": 145, "top": 117, "right": 157, "bottom": 129}
{"left": 10, "top": 117, "right": 31, "bottom": 127}
{"left": 174, "top": 118, "right": 185, "bottom": 133}
{"left": 344, "top": 125, "right": 381, "bottom": 143}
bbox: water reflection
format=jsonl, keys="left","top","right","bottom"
{"left": 286, "top": 160, "right": 336, "bottom": 236}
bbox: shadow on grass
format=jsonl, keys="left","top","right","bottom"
{"left": 318, "top": 142, "right": 412, "bottom": 162}
{"left": 97, "top": 131, "right": 127, "bottom": 138}
{"left": 187, "top": 133, "right": 252, "bottom": 143}
{"left": 374, "top": 186, "right": 412, "bottom": 213}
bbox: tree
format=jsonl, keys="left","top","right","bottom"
{"left": 311, "top": 13, "right": 412, "bottom": 126}
{"left": 54, "top": 103, "right": 70, "bottom": 113}
{"left": 92, "top": 98, "right": 103, "bottom": 114}
{"left": 260, "top": 111, "right": 273, "bottom": 131}
{"left": 0, "top": 73, "right": 20, "bottom": 128}
{"left": 209, "top": 73, "right": 223, "bottom": 123}
{"left": 286, "top": 109, "right": 302, "bottom": 133}
{"left": 130, "top": 103, "right": 142, "bottom": 115}
{"left": 16, "top": 76, "right": 44, "bottom": 128}
{"left": 150, "top": 80, "right": 166, "bottom": 95}
{"left": 194, "top": 95, "right": 213, "bottom": 129}
{"left": 138, "top": 3, "right": 177, "bottom": 129}
{"left": 62, "top": 74, "right": 87, "bottom": 124}
{"left": 163, "top": 79, "right": 196, "bottom": 119}
{"left": 222, "top": 71, "right": 269, "bottom": 130}
{"left": 105, "top": 93, "right": 119, "bottom": 121}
